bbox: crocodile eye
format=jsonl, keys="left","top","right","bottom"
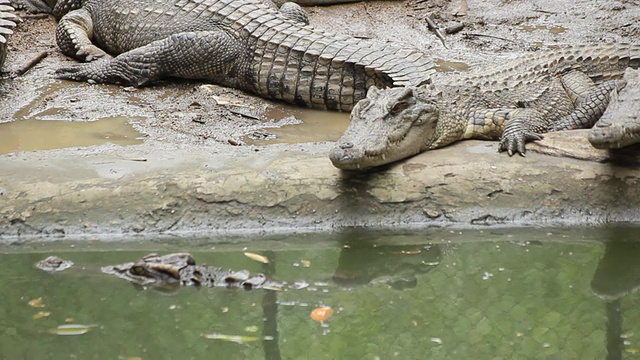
{"left": 389, "top": 100, "right": 411, "bottom": 115}
{"left": 354, "top": 99, "right": 371, "bottom": 114}
{"left": 130, "top": 265, "right": 146, "bottom": 275}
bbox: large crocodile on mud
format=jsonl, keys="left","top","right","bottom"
{"left": 47, "top": 0, "right": 433, "bottom": 111}
{"left": 0, "top": 0, "right": 18, "bottom": 71}
{"left": 101, "top": 252, "right": 280, "bottom": 290}
{"left": 330, "top": 43, "right": 640, "bottom": 170}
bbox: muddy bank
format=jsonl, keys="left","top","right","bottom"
{"left": 0, "top": 0, "right": 639, "bottom": 239}
{"left": 1, "top": 135, "right": 639, "bottom": 239}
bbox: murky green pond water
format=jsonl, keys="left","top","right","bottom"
{"left": 1, "top": 227, "right": 639, "bottom": 359}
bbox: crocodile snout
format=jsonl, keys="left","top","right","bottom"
{"left": 329, "top": 142, "right": 363, "bottom": 169}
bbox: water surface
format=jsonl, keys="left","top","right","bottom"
{"left": 1, "top": 227, "right": 638, "bottom": 359}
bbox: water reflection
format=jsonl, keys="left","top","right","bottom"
{"left": 591, "top": 230, "right": 640, "bottom": 360}
{"left": 332, "top": 241, "right": 442, "bottom": 290}
{"left": 591, "top": 240, "right": 640, "bottom": 301}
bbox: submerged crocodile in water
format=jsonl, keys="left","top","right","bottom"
{"left": 101, "top": 252, "right": 280, "bottom": 290}
{"left": 0, "top": 0, "right": 18, "bottom": 71}
{"left": 330, "top": 43, "right": 640, "bottom": 170}
{"left": 48, "top": 0, "right": 433, "bottom": 111}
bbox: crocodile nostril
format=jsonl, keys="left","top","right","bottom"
{"left": 339, "top": 142, "right": 354, "bottom": 149}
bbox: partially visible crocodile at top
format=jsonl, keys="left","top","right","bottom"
{"left": 101, "top": 252, "right": 281, "bottom": 290}
{"left": 0, "top": 0, "right": 18, "bottom": 71}
{"left": 13, "top": 0, "right": 396, "bottom": 17}
{"left": 330, "top": 43, "right": 640, "bottom": 170}
{"left": 588, "top": 68, "right": 640, "bottom": 150}
{"left": 49, "top": 0, "right": 433, "bottom": 111}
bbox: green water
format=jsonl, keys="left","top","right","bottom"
{"left": 1, "top": 227, "right": 639, "bottom": 360}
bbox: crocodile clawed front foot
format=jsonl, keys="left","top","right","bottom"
{"left": 55, "top": 59, "right": 116, "bottom": 84}
{"left": 498, "top": 130, "right": 544, "bottom": 156}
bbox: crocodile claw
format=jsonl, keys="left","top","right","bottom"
{"left": 498, "top": 130, "right": 544, "bottom": 156}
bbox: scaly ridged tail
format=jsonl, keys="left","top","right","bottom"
{"left": 449, "top": 43, "right": 640, "bottom": 90}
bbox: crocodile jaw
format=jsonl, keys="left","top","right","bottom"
{"left": 330, "top": 86, "right": 439, "bottom": 170}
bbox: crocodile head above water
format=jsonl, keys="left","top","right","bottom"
{"left": 101, "top": 252, "right": 196, "bottom": 287}
{"left": 101, "top": 252, "right": 276, "bottom": 290}
{"left": 329, "top": 86, "right": 441, "bottom": 170}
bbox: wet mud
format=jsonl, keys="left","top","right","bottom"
{"left": 0, "top": 0, "right": 639, "bottom": 239}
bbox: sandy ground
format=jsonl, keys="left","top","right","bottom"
{"left": 0, "top": 0, "right": 638, "bottom": 240}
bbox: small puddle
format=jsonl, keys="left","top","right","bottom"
{"left": 434, "top": 59, "right": 470, "bottom": 73}
{"left": 245, "top": 104, "right": 350, "bottom": 145}
{"left": 520, "top": 25, "right": 567, "bottom": 35}
{"left": 0, "top": 117, "right": 145, "bottom": 155}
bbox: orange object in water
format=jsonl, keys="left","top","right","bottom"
{"left": 310, "top": 306, "right": 334, "bottom": 323}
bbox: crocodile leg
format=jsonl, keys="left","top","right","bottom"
{"left": 278, "top": 1, "right": 309, "bottom": 24}
{"left": 56, "top": 8, "right": 110, "bottom": 61}
{"left": 588, "top": 68, "right": 640, "bottom": 149}
{"left": 551, "top": 79, "right": 627, "bottom": 131}
{"left": 498, "top": 70, "right": 626, "bottom": 155}
{"left": 56, "top": 30, "right": 245, "bottom": 87}
{"left": 498, "top": 77, "right": 574, "bottom": 155}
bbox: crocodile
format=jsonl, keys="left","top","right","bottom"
{"left": 35, "top": 255, "right": 74, "bottom": 272}
{"left": 0, "top": 0, "right": 18, "bottom": 71}
{"left": 330, "top": 43, "right": 640, "bottom": 170}
{"left": 588, "top": 68, "right": 640, "bottom": 150}
{"left": 101, "top": 252, "right": 281, "bottom": 290}
{"left": 50, "top": 0, "right": 433, "bottom": 111}
{"left": 13, "top": 0, "right": 394, "bottom": 17}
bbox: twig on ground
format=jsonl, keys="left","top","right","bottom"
{"left": 463, "top": 32, "right": 517, "bottom": 44}
{"left": 15, "top": 50, "right": 48, "bottom": 75}
{"left": 425, "top": 15, "right": 447, "bottom": 49}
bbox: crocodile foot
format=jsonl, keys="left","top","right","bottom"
{"left": 56, "top": 59, "right": 153, "bottom": 86}
{"left": 498, "top": 130, "right": 544, "bottom": 156}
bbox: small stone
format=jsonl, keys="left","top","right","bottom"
{"left": 423, "top": 209, "right": 441, "bottom": 218}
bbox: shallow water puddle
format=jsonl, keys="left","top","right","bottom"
{"left": 0, "top": 116, "right": 144, "bottom": 155}
{"left": 246, "top": 103, "right": 350, "bottom": 145}
{"left": 434, "top": 58, "right": 470, "bottom": 72}
{"left": 520, "top": 25, "right": 567, "bottom": 35}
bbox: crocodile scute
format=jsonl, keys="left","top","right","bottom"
{"left": 0, "top": 0, "right": 18, "bottom": 71}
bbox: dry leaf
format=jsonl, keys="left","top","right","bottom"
{"left": 32, "top": 311, "right": 51, "bottom": 319}
{"left": 310, "top": 307, "right": 334, "bottom": 323}
{"left": 28, "top": 298, "right": 45, "bottom": 308}
{"left": 48, "top": 324, "right": 97, "bottom": 336}
{"left": 244, "top": 252, "right": 269, "bottom": 264}
{"left": 452, "top": 0, "right": 468, "bottom": 16}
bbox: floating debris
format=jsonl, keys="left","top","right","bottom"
{"left": 310, "top": 306, "right": 334, "bottom": 323}
{"left": 291, "top": 280, "right": 309, "bottom": 290}
{"left": 32, "top": 311, "right": 51, "bottom": 319}
{"left": 244, "top": 252, "right": 270, "bottom": 264}
{"left": 28, "top": 297, "right": 45, "bottom": 308}
{"left": 202, "top": 333, "right": 273, "bottom": 344}
{"left": 244, "top": 325, "right": 259, "bottom": 333}
{"left": 48, "top": 324, "right": 97, "bottom": 336}
{"left": 430, "top": 337, "right": 443, "bottom": 345}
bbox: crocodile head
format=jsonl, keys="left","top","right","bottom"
{"left": 101, "top": 252, "right": 196, "bottom": 287}
{"left": 35, "top": 255, "right": 74, "bottom": 272}
{"left": 330, "top": 86, "right": 440, "bottom": 170}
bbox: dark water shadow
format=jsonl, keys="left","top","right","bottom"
{"left": 591, "top": 228, "right": 640, "bottom": 360}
